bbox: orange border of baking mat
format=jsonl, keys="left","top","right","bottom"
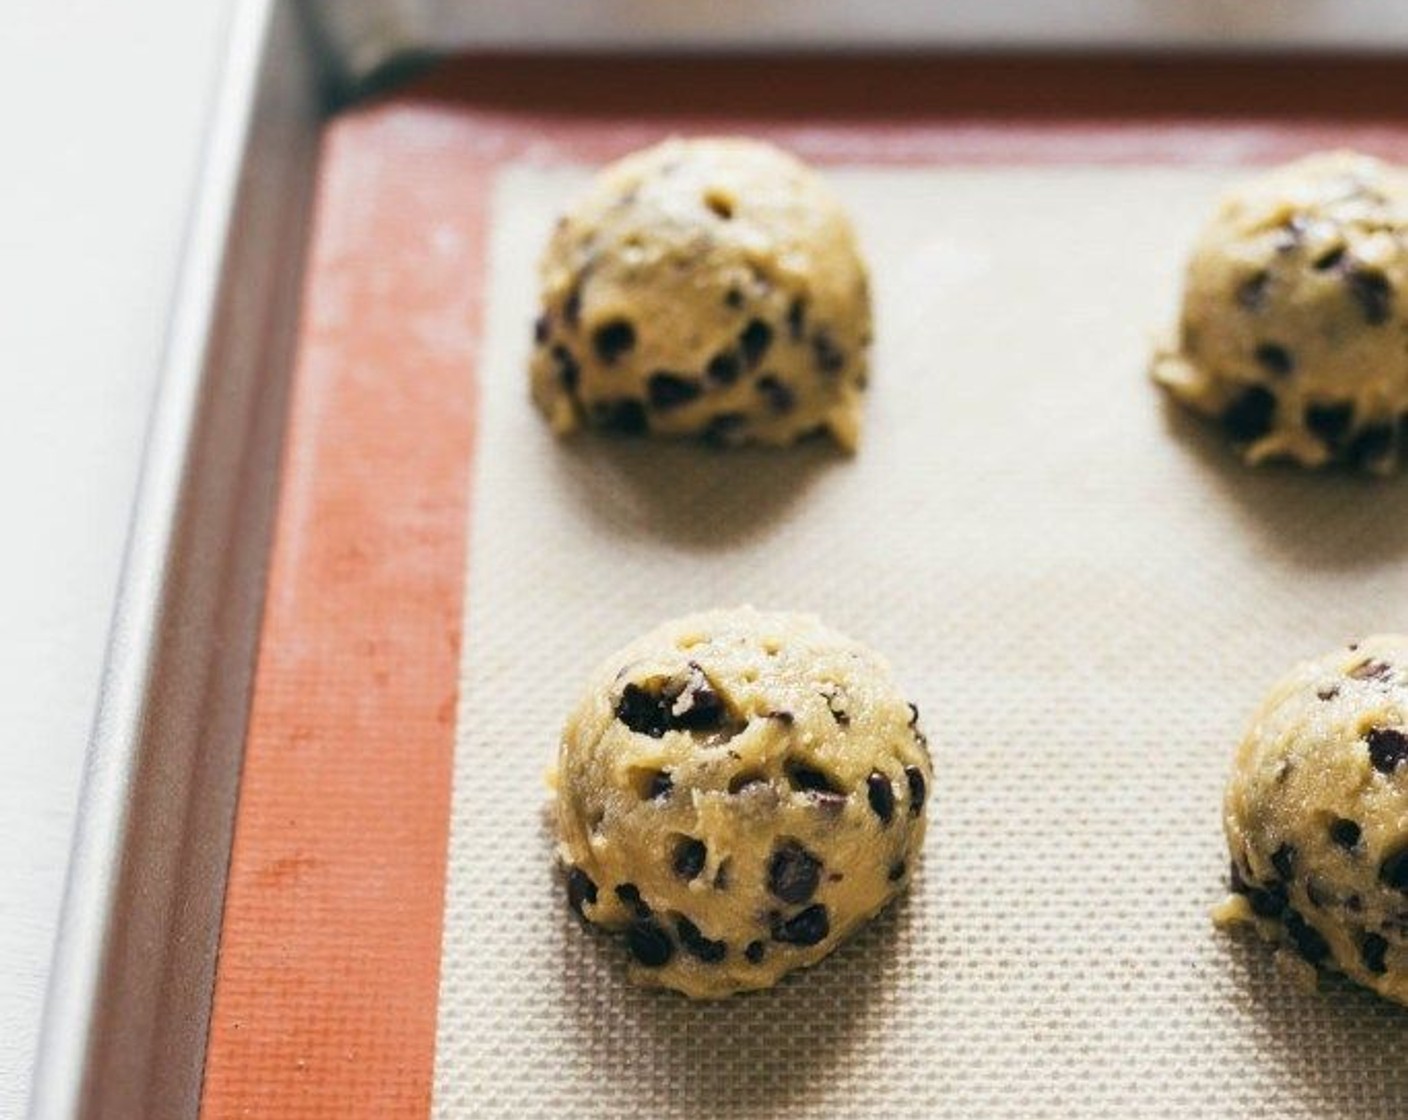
{"left": 199, "top": 55, "right": 1408, "bottom": 1119}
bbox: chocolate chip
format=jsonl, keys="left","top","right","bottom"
{"left": 1318, "top": 684, "right": 1341, "bottom": 701}
{"left": 1379, "top": 845, "right": 1408, "bottom": 891}
{"left": 888, "top": 860, "right": 907, "bottom": 882}
{"left": 753, "top": 375, "right": 795, "bottom": 414}
{"left": 615, "top": 882, "right": 652, "bottom": 919}
{"left": 1254, "top": 343, "right": 1294, "bottom": 376}
{"left": 673, "top": 838, "right": 707, "bottom": 881}
{"left": 771, "top": 904, "right": 830, "bottom": 946}
{"left": 1237, "top": 270, "right": 1270, "bottom": 311}
{"left": 1313, "top": 246, "right": 1346, "bottom": 271}
{"left": 905, "top": 766, "right": 927, "bottom": 817}
{"left": 867, "top": 772, "right": 896, "bottom": 824}
{"left": 1367, "top": 728, "right": 1408, "bottom": 774}
{"left": 563, "top": 288, "right": 582, "bottom": 327}
{"left": 1351, "top": 659, "right": 1393, "bottom": 682}
{"left": 1222, "top": 385, "right": 1277, "bottom": 442}
{"left": 811, "top": 331, "right": 846, "bottom": 375}
{"left": 617, "top": 683, "right": 669, "bottom": 737}
{"left": 567, "top": 868, "right": 597, "bottom": 918}
{"left": 1248, "top": 883, "right": 1288, "bottom": 918}
{"left": 626, "top": 920, "right": 674, "bottom": 967}
{"left": 785, "top": 761, "right": 843, "bottom": 798}
{"left": 1283, "top": 908, "right": 1330, "bottom": 964}
{"left": 740, "top": 319, "right": 774, "bottom": 367}
{"left": 702, "top": 412, "right": 747, "bottom": 447}
{"left": 616, "top": 665, "right": 727, "bottom": 738}
{"left": 1229, "top": 860, "right": 1250, "bottom": 895}
{"left": 768, "top": 841, "right": 822, "bottom": 904}
{"left": 1362, "top": 932, "right": 1390, "bottom": 974}
{"left": 1271, "top": 843, "right": 1297, "bottom": 881}
{"left": 1345, "top": 267, "right": 1393, "bottom": 326}
{"left": 787, "top": 298, "right": 807, "bottom": 341}
{"left": 675, "top": 916, "right": 727, "bottom": 962}
{"left": 550, "top": 344, "right": 580, "bottom": 392}
{"left": 589, "top": 398, "right": 648, "bottom": 436}
{"left": 533, "top": 314, "right": 551, "bottom": 344}
{"left": 1330, "top": 818, "right": 1362, "bottom": 850}
{"left": 744, "top": 939, "right": 766, "bottom": 963}
{"left": 645, "top": 769, "right": 672, "bottom": 800}
{"left": 592, "top": 318, "right": 636, "bottom": 363}
{"left": 1348, "top": 423, "right": 1395, "bottom": 469}
{"left": 705, "top": 349, "right": 742, "bottom": 386}
{"left": 1305, "top": 401, "right": 1354, "bottom": 447}
{"left": 648, "top": 371, "right": 702, "bottom": 411}
{"left": 724, "top": 287, "right": 745, "bottom": 310}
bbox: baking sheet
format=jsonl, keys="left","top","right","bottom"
{"left": 433, "top": 162, "right": 1408, "bottom": 1118}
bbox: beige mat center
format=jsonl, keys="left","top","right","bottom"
{"left": 433, "top": 164, "right": 1408, "bottom": 1119}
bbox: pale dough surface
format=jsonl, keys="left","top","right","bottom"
{"left": 1153, "top": 151, "right": 1408, "bottom": 472}
{"left": 530, "top": 138, "right": 871, "bottom": 449}
{"left": 1220, "top": 635, "right": 1408, "bottom": 1005}
{"left": 553, "top": 607, "right": 930, "bottom": 998}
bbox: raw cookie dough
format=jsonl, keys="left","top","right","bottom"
{"left": 1217, "top": 636, "right": 1408, "bottom": 1003}
{"left": 1153, "top": 151, "right": 1408, "bottom": 473}
{"left": 530, "top": 137, "right": 872, "bottom": 450}
{"left": 553, "top": 607, "right": 930, "bottom": 998}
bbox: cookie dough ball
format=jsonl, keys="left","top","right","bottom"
{"left": 1153, "top": 152, "right": 1408, "bottom": 473}
{"left": 530, "top": 138, "right": 872, "bottom": 450}
{"left": 1217, "top": 636, "right": 1408, "bottom": 1003}
{"left": 553, "top": 607, "right": 930, "bottom": 998}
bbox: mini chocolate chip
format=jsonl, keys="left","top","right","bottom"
{"left": 550, "top": 344, "right": 580, "bottom": 392}
{"left": 888, "top": 860, "right": 907, "bottom": 883}
{"left": 1317, "top": 684, "right": 1341, "bottom": 701}
{"left": 589, "top": 398, "right": 648, "bottom": 436}
{"left": 646, "top": 770, "right": 673, "bottom": 799}
{"left": 905, "top": 766, "right": 927, "bottom": 817}
{"left": 740, "top": 319, "right": 774, "bottom": 367}
{"left": 1254, "top": 343, "right": 1294, "bottom": 376}
{"left": 1248, "top": 880, "right": 1288, "bottom": 919}
{"left": 1345, "top": 267, "right": 1393, "bottom": 326}
{"left": 1237, "top": 270, "right": 1270, "bottom": 311}
{"left": 1222, "top": 385, "right": 1277, "bottom": 442}
{"left": 617, "top": 683, "right": 669, "bottom": 737}
{"left": 744, "top": 939, "right": 766, "bottom": 963}
{"left": 1330, "top": 818, "right": 1362, "bottom": 850}
{"left": 648, "top": 371, "right": 702, "bottom": 411}
{"left": 1283, "top": 908, "right": 1330, "bottom": 964}
{"left": 615, "top": 883, "right": 652, "bottom": 919}
{"left": 592, "top": 318, "right": 637, "bottom": 362}
{"left": 676, "top": 916, "right": 727, "bottom": 962}
{"left": 702, "top": 412, "right": 747, "bottom": 447}
{"left": 787, "top": 298, "right": 807, "bottom": 340}
{"left": 1367, "top": 728, "right": 1408, "bottom": 774}
{"left": 867, "top": 772, "right": 896, "bottom": 824}
{"left": 706, "top": 349, "right": 742, "bottom": 386}
{"left": 755, "top": 375, "right": 796, "bottom": 414}
{"left": 1313, "top": 246, "right": 1346, "bottom": 271}
{"left": 811, "top": 331, "right": 846, "bottom": 375}
{"left": 772, "top": 904, "right": 830, "bottom": 946}
{"left": 768, "top": 841, "right": 822, "bottom": 904}
{"left": 567, "top": 868, "right": 597, "bottom": 918}
{"left": 672, "top": 663, "right": 727, "bottom": 731}
{"left": 724, "top": 287, "right": 744, "bottom": 310}
{"left": 1380, "top": 845, "right": 1408, "bottom": 891}
{"left": 563, "top": 288, "right": 582, "bottom": 327}
{"left": 1348, "top": 424, "right": 1395, "bottom": 469}
{"left": 1271, "top": 843, "right": 1297, "bottom": 881}
{"left": 533, "top": 314, "right": 551, "bottom": 344}
{"left": 1229, "top": 860, "right": 1250, "bottom": 896}
{"left": 1305, "top": 401, "right": 1354, "bottom": 447}
{"left": 673, "top": 838, "right": 707, "bottom": 881}
{"left": 785, "top": 761, "right": 843, "bottom": 797}
{"left": 626, "top": 920, "right": 674, "bottom": 967}
{"left": 1351, "top": 659, "right": 1393, "bottom": 682}
{"left": 1348, "top": 894, "right": 1364, "bottom": 912}
{"left": 1362, "top": 932, "right": 1390, "bottom": 974}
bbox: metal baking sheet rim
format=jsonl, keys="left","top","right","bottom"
{"left": 25, "top": 0, "right": 1408, "bottom": 1117}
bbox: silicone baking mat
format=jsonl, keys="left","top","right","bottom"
{"left": 199, "top": 59, "right": 1408, "bottom": 1119}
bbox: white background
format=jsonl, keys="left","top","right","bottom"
{"left": 0, "top": 0, "right": 232, "bottom": 1111}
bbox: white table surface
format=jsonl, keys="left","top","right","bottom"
{"left": 0, "top": 1, "right": 232, "bottom": 1112}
